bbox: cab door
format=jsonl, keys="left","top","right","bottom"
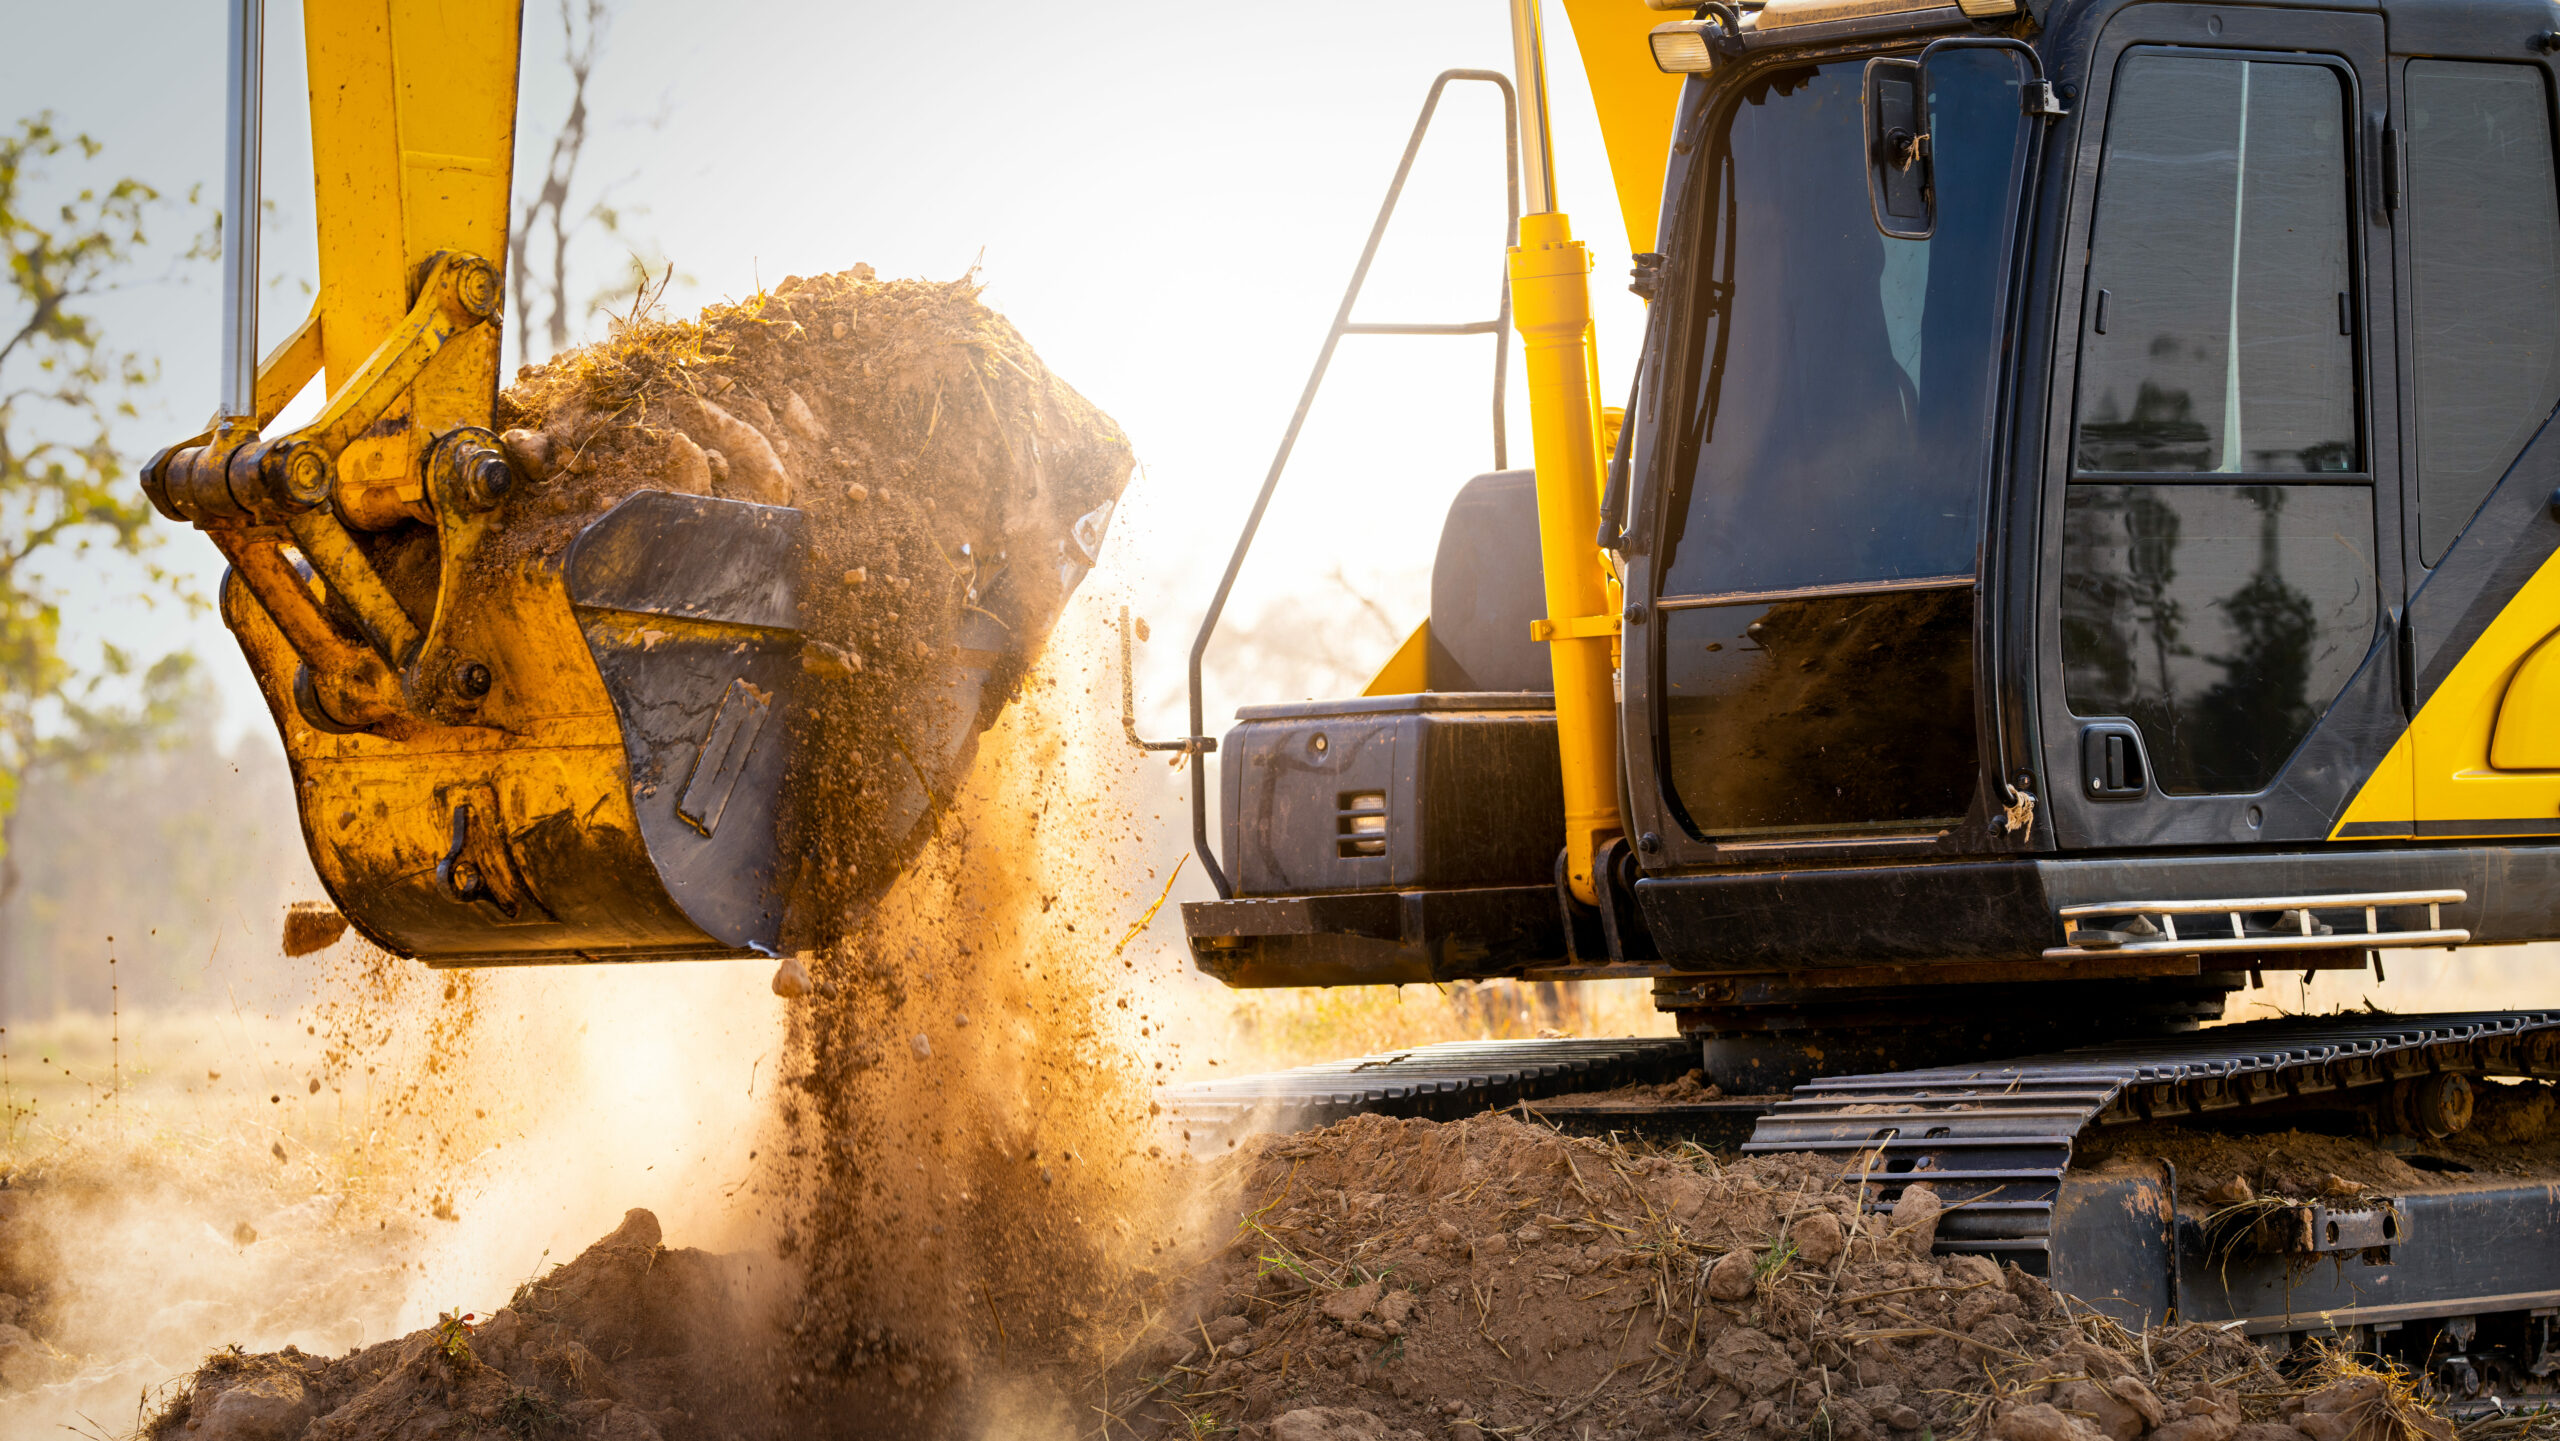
{"left": 2039, "top": 7, "right": 2408, "bottom": 850}
{"left": 1625, "top": 48, "right": 2040, "bottom": 869}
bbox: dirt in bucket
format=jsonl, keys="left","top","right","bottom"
{"left": 492, "top": 263, "right": 1135, "bottom": 936}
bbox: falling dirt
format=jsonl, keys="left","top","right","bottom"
{"left": 281, "top": 902, "right": 350, "bottom": 960}
{"left": 487, "top": 265, "right": 1164, "bottom": 1436}
{"left": 754, "top": 637, "right": 1189, "bottom": 1436}
{"left": 134, "top": 637, "right": 1185, "bottom": 1440}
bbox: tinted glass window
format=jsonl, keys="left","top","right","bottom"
{"left": 2407, "top": 61, "right": 2560, "bottom": 564}
{"left": 2061, "top": 485, "right": 2375, "bottom": 793}
{"left": 1657, "top": 51, "right": 2029, "bottom": 597}
{"left": 2075, "top": 56, "right": 2357, "bottom": 474}
{"left": 1664, "top": 590, "right": 1976, "bottom": 835}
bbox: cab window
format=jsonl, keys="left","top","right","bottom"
{"left": 2405, "top": 60, "right": 2560, "bottom": 564}
{"left": 2062, "top": 51, "right": 2376, "bottom": 796}
{"left": 1656, "top": 50, "right": 2031, "bottom": 836}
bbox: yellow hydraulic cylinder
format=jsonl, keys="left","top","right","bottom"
{"left": 1512, "top": 209, "right": 1624, "bottom": 906}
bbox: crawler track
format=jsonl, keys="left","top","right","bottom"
{"left": 1160, "top": 1035, "right": 1698, "bottom": 1147}
{"left": 1743, "top": 1010, "right": 2560, "bottom": 1262}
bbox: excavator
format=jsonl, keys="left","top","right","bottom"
{"left": 1164, "top": 0, "right": 2560, "bottom": 1405}
{"left": 151, "top": 0, "right": 2560, "bottom": 1408}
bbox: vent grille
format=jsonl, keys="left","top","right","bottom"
{"left": 1336, "top": 790, "right": 1387, "bottom": 859}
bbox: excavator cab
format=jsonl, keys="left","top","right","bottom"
{"left": 1182, "top": 0, "right": 2560, "bottom": 1076}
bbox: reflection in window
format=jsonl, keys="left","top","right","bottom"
{"left": 2407, "top": 61, "right": 2560, "bottom": 564}
{"left": 1663, "top": 590, "right": 1977, "bottom": 835}
{"left": 2075, "top": 55, "right": 2357, "bottom": 474}
{"left": 1658, "top": 52, "right": 2028, "bottom": 597}
{"left": 2062, "top": 485, "right": 2375, "bottom": 793}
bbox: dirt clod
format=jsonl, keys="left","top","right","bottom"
{"left": 1888, "top": 1179, "right": 1942, "bottom": 1256}
{"left": 280, "top": 901, "right": 349, "bottom": 958}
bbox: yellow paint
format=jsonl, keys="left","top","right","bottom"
{"left": 1513, "top": 210, "right": 1623, "bottom": 904}
{"left": 1362, "top": 620, "right": 1433, "bottom": 696}
{"left": 303, "top": 0, "right": 518, "bottom": 529}
{"left": 1561, "top": 0, "right": 1688, "bottom": 253}
{"left": 2332, "top": 735, "right": 2416, "bottom": 837}
{"left": 305, "top": 4, "right": 406, "bottom": 388}
{"left": 2491, "top": 626, "right": 2560, "bottom": 769}
{"left": 1529, "top": 612, "right": 1621, "bottom": 642}
{"left": 2334, "top": 546, "right": 2560, "bottom": 836}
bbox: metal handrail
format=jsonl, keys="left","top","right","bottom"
{"left": 1134, "top": 68, "right": 1522, "bottom": 899}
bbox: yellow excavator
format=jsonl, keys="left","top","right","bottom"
{"left": 1163, "top": 0, "right": 2560, "bottom": 1397}
{"left": 155, "top": 0, "right": 2560, "bottom": 1395}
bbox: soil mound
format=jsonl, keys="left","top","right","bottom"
{"left": 495, "top": 265, "right": 1134, "bottom": 931}
{"left": 149, "top": 1209, "right": 791, "bottom": 1441}
{"left": 1107, "top": 1112, "right": 2453, "bottom": 1441}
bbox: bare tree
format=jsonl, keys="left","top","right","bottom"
{"left": 510, "top": 0, "right": 607, "bottom": 369}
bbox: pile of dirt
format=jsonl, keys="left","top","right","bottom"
{"left": 1581, "top": 1066, "right": 1731, "bottom": 1104}
{"left": 1103, "top": 1111, "right": 2457, "bottom": 1441}
{"left": 141, "top": 1103, "right": 2499, "bottom": 1441}
{"left": 494, "top": 265, "right": 1134, "bottom": 931}
{"left": 149, "top": 1209, "right": 791, "bottom": 1441}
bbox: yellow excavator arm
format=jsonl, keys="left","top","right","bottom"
{"left": 146, "top": 1, "right": 812, "bottom": 965}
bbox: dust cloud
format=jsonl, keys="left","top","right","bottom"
{"left": 0, "top": 585, "right": 1209, "bottom": 1441}
{"left": 0, "top": 927, "right": 785, "bottom": 1437}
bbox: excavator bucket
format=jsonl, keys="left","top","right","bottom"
{"left": 148, "top": 1, "right": 1127, "bottom": 964}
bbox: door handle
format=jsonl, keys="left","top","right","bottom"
{"left": 2080, "top": 722, "right": 2150, "bottom": 800}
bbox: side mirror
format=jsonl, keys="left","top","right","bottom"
{"left": 1864, "top": 57, "right": 1933, "bottom": 240}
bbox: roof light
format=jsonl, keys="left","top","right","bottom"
{"left": 1650, "top": 19, "right": 1724, "bottom": 72}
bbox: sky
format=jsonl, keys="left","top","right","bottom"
{"left": 0, "top": 0, "right": 1653, "bottom": 745}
